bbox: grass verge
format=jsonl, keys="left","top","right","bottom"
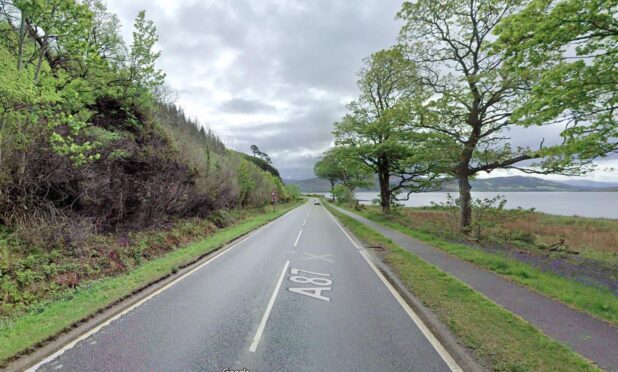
{"left": 349, "top": 207, "right": 618, "bottom": 327}
{"left": 0, "top": 202, "right": 301, "bottom": 365}
{"left": 325, "top": 204, "right": 597, "bottom": 371}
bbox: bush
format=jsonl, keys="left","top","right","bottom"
{"left": 332, "top": 184, "right": 354, "bottom": 204}
{"left": 285, "top": 184, "right": 301, "bottom": 201}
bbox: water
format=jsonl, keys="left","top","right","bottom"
{"left": 322, "top": 191, "right": 618, "bottom": 219}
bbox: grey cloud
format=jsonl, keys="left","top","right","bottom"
{"left": 109, "top": 0, "right": 597, "bottom": 180}
{"left": 103, "top": 0, "right": 406, "bottom": 179}
{"left": 219, "top": 98, "right": 275, "bottom": 113}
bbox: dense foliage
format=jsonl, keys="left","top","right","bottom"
{"left": 323, "top": 0, "right": 616, "bottom": 232}
{"left": 0, "top": 0, "right": 285, "bottom": 251}
{"left": 332, "top": 48, "right": 443, "bottom": 212}
{"left": 313, "top": 148, "right": 373, "bottom": 194}
{"left": 495, "top": 0, "right": 617, "bottom": 158}
{"left": 237, "top": 150, "right": 281, "bottom": 179}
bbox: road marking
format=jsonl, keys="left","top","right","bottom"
{"left": 302, "top": 208, "right": 311, "bottom": 226}
{"left": 299, "top": 251, "right": 334, "bottom": 263}
{"left": 249, "top": 260, "right": 290, "bottom": 352}
{"left": 26, "top": 212, "right": 295, "bottom": 371}
{"left": 293, "top": 229, "right": 303, "bottom": 247}
{"left": 326, "top": 208, "right": 462, "bottom": 372}
{"left": 290, "top": 268, "right": 331, "bottom": 277}
{"left": 288, "top": 267, "right": 332, "bottom": 302}
{"left": 288, "top": 287, "right": 331, "bottom": 302}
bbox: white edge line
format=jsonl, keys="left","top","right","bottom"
{"left": 326, "top": 210, "right": 360, "bottom": 251}
{"left": 326, "top": 208, "right": 462, "bottom": 372}
{"left": 27, "top": 211, "right": 294, "bottom": 371}
{"left": 249, "top": 260, "right": 290, "bottom": 352}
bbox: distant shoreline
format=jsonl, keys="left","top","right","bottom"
{"left": 305, "top": 189, "right": 618, "bottom": 193}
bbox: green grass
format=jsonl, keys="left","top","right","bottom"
{"left": 0, "top": 202, "right": 301, "bottom": 365}
{"left": 349, "top": 207, "right": 618, "bottom": 327}
{"left": 325, "top": 204, "right": 597, "bottom": 371}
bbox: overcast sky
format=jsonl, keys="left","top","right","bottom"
{"left": 106, "top": 0, "right": 617, "bottom": 182}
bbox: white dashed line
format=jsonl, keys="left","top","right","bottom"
{"left": 249, "top": 260, "right": 290, "bottom": 352}
{"left": 294, "top": 229, "right": 303, "bottom": 247}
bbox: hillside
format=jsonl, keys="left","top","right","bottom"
{"left": 0, "top": 0, "right": 294, "bottom": 323}
{"left": 556, "top": 180, "right": 618, "bottom": 189}
{"left": 0, "top": 3, "right": 290, "bottom": 234}
{"left": 439, "top": 176, "right": 582, "bottom": 192}
{"left": 286, "top": 175, "right": 616, "bottom": 193}
{"left": 597, "top": 187, "right": 618, "bottom": 192}
{"left": 285, "top": 177, "right": 335, "bottom": 193}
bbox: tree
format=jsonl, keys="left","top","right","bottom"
{"left": 314, "top": 148, "right": 373, "bottom": 194}
{"left": 0, "top": 0, "right": 100, "bottom": 167}
{"left": 397, "top": 0, "right": 590, "bottom": 232}
{"left": 128, "top": 10, "right": 165, "bottom": 99}
{"left": 250, "top": 144, "right": 259, "bottom": 157}
{"left": 84, "top": 0, "right": 125, "bottom": 65}
{"left": 333, "top": 48, "right": 442, "bottom": 213}
{"left": 249, "top": 144, "right": 271, "bottom": 162}
{"left": 2, "top": 0, "right": 94, "bottom": 82}
{"left": 314, "top": 151, "right": 342, "bottom": 193}
{"left": 495, "top": 0, "right": 618, "bottom": 159}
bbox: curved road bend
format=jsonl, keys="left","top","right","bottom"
{"left": 31, "top": 199, "right": 459, "bottom": 372}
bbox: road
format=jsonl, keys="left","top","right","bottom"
{"left": 30, "top": 199, "right": 459, "bottom": 372}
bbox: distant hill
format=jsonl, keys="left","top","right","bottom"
{"left": 597, "top": 187, "right": 618, "bottom": 192}
{"left": 439, "top": 176, "right": 582, "bottom": 192}
{"left": 285, "top": 175, "right": 618, "bottom": 193}
{"left": 285, "top": 177, "right": 334, "bottom": 193}
{"left": 554, "top": 180, "right": 618, "bottom": 189}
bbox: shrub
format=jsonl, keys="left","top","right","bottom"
{"left": 332, "top": 184, "right": 354, "bottom": 204}
{"left": 285, "top": 184, "right": 301, "bottom": 201}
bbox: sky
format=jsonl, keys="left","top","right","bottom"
{"left": 105, "top": 0, "right": 617, "bottom": 182}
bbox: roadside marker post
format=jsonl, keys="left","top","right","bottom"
{"left": 271, "top": 189, "right": 278, "bottom": 212}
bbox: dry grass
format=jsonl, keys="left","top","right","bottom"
{"left": 393, "top": 207, "right": 618, "bottom": 259}
{"left": 0, "top": 205, "right": 296, "bottom": 319}
{"left": 350, "top": 204, "right": 618, "bottom": 326}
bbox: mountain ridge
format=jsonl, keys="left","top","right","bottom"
{"left": 285, "top": 176, "right": 618, "bottom": 193}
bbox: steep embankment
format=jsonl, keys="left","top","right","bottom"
{"left": 0, "top": 0, "right": 295, "bottom": 340}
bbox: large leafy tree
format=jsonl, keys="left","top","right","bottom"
{"left": 0, "top": 0, "right": 99, "bottom": 166}
{"left": 495, "top": 0, "right": 618, "bottom": 159}
{"left": 314, "top": 150, "right": 342, "bottom": 193}
{"left": 396, "top": 0, "right": 590, "bottom": 232}
{"left": 0, "top": 1, "right": 166, "bottom": 170}
{"left": 314, "top": 148, "right": 373, "bottom": 193}
{"left": 333, "top": 48, "right": 441, "bottom": 212}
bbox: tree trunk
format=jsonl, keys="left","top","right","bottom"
{"left": 458, "top": 174, "right": 472, "bottom": 234}
{"left": 17, "top": 12, "right": 26, "bottom": 71}
{"left": 34, "top": 45, "right": 46, "bottom": 83}
{"left": 378, "top": 167, "right": 390, "bottom": 213}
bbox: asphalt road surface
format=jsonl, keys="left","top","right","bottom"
{"left": 30, "top": 199, "right": 459, "bottom": 372}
